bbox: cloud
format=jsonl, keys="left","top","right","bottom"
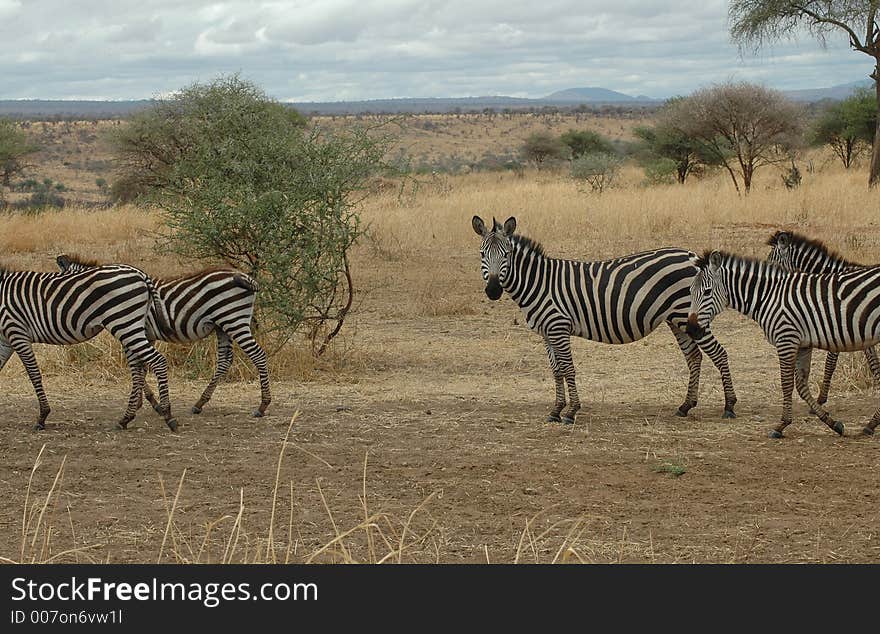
{"left": 0, "top": 0, "right": 872, "bottom": 100}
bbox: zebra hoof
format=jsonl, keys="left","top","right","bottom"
{"left": 862, "top": 426, "right": 875, "bottom": 436}
{"left": 166, "top": 418, "right": 179, "bottom": 433}
{"left": 832, "top": 421, "right": 845, "bottom": 436}
{"left": 547, "top": 414, "right": 562, "bottom": 423}
{"left": 561, "top": 416, "right": 575, "bottom": 425}
{"left": 252, "top": 409, "right": 264, "bottom": 418}
{"left": 768, "top": 430, "right": 784, "bottom": 439}
{"left": 32, "top": 423, "right": 45, "bottom": 432}
{"left": 116, "top": 420, "right": 130, "bottom": 430}
{"left": 723, "top": 409, "right": 736, "bottom": 419}
{"left": 191, "top": 405, "right": 203, "bottom": 415}
{"left": 675, "top": 408, "right": 688, "bottom": 418}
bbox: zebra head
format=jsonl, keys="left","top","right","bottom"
{"left": 472, "top": 215, "right": 516, "bottom": 300}
{"left": 686, "top": 250, "right": 728, "bottom": 340}
{"left": 766, "top": 231, "right": 794, "bottom": 271}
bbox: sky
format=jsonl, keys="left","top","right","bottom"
{"left": 0, "top": 0, "right": 875, "bottom": 102}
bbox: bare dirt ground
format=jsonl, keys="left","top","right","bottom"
{"left": 2, "top": 275, "right": 879, "bottom": 563}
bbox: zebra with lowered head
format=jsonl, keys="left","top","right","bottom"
{"left": 472, "top": 216, "right": 737, "bottom": 424}
{"left": 687, "top": 249, "right": 880, "bottom": 438}
{"left": 57, "top": 255, "right": 271, "bottom": 418}
{"left": 0, "top": 262, "right": 177, "bottom": 431}
{"left": 766, "top": 230, "right": 880, "bottom": 405}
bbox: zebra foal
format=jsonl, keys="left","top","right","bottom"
{"left": 57, "top": 255, "right": 271, "bottom": 418}
{"left": 0, "top": 263, "right": 177, "bottom": 431}
{"left": 473, "top": 216, "right": 737, "bottom": 423}
{"left": 687, "top": 250, "right": 880, "bottom": 438}
{"left": 767, "top": 230, "right": 880, "bottom": 404}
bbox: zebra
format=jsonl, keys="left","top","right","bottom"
{"left": 0, "top": 262, "right": 177, "bottom": 431}
{"left": 56, "top": 255, "right": 271, "bottom": 418}
{"left": 767, "top": 230, "right": 880, "bottom": 405}
{"left": 687, "top": 249, "right": 880, "bottom": 438}
{"left": 472, "top": 216, "right": 737, "bottom": 424}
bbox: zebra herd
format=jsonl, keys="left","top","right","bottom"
{"left": 0, "top": 255, "right": 270, "bottom": 431}
{"left": 473, "top": 215, "right": 880, "bottom": 439}
{"left": 3, "top": 218, "right": 878, "bottom": 439}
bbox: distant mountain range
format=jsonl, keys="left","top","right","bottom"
{"left": 0, "top": 80, "right": 872, "bottom": 118}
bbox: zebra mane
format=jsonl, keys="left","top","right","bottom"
{"left": 59, "top": 255, "right": 239, "bottom": 282}
{"left": 694, "top": 250, "right": 770, "bottom": 271}
{"left": 766, "top": 231, "right": 862, "bottom": 268}
{"left": 160, "top": 266, "right": 241, "bottom": 283}
{"left": 509, "top": 233, "right": 545, "bottom": 257}
{"left": 61, "top": 254, "right": 101, "bottom": 267}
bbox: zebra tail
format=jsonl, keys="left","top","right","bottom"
{"left": 144, "top": 274, "right": 173, "bottom": 338}
{"left": 233, "top": 273, "right": 259, "bottom": 293}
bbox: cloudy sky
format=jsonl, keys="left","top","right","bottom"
{"left": 0, "top": 0, "right": 874, "bottom": 102}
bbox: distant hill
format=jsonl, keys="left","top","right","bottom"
{"left": 782, "top": 79, "right": 872, "bottom": 102}
{"left": 0, "top": 79, "right": 874, "bottom": 118}
{"left": 0, "top": 99, "right": 154, "bottom": 118}
{"left": 543, "top": 87, "right": 642, "bottom": 102}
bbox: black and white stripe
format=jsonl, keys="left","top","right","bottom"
{"left": 687, "top": 250, "right": 880, "bottom": 438}
{"left": 767, "top": 230, "right": 880, "bottom": 405}
{"left": 473, "top": 215, "right": 737, "bottom": 424}
{"left": 0, "top": 263, "right": 177, "bottom": 431}
{"left": 57, "top": 255, "right": 271, "bottom": 417}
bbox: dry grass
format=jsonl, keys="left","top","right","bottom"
{"left": 3, "top": 118, "right": 880, "bottom": 564}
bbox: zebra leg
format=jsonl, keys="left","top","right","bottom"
{"left": 0, "top": 340, "right": 13, "bottom": 372}
{"left": 794, "top": 349, "right": 844, "bottom": 436}
{"left": 864, "top": 346, "right": 880, "bottom": 391}
{"left": 691, "top": 329, "right": 737, "bottom": 418}
{"left": 544, "top": 337, "right": 566, "bottom": 422}
{"left": 192, "top": 331, "right": 233, "bottom": 414}
{"left": 142, "top": 375, "right": 164, "bottom": 415}
{"left": 770, "top": 344, "right": 799, "bottom": 438}
{"left": 668, "top": 323, "right": 701, "bottom": 417}
{"left": 816, "top": 352, "right": 839, "bottom": 406}
{"left": 118, "top": 358, "right": 147, "bottom": 430}
{"left": 123, "top": 337, "right": 177, "bottom": 432}
{"left": 227, "top": 326, "right": 271, "bottom": 417}
{"left": 550, "top": 333, "right": 580, "bottom": 424}
{"left": 10, "top": 338, "right": 51, "bottom": 430}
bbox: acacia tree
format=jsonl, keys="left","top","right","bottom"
{"left": 634, "top": 98, "right": 717, "bottom": 184}
{"left": 810, "top": 87, "right": 878, "bottom": 167}
{"left": 0, "top": 118, "right": 38, "bottom": 189}
{"left": 666, "top": 82, "right": 803, "bottom": 193}
{"left": 729, "top": 0, "right": 880, "bottom": 186}
{"left": 110, "top": 75, "right": 390, "bottom": 356}
{"left": 521, "top": 132, "right": 567, "bottom": 168}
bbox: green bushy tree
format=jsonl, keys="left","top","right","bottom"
{"left": 559, "top": 129, "right": 614, "bottom": 159}
{"left": 110, "top": 75, "right": 391, "bottom": 355}
{"left": 809, "top": 88, "right": 878, "bottom": 169}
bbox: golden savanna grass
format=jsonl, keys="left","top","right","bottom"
{"left": 3, "top": 115, "right": 880, "bottom": 564}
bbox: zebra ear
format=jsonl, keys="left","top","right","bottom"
{"left": 472, "top": 216, "right": 487, "bottom": 236}
{"left": 776, "top": 232, "right": 790, "bottom": 249}
{"left": 56, "top": 254, "right": 70, "bottom": 271}
{"left": 687, "top": 252, "right": 700, "bottom": 267}
{"left": 709, "top": 251, "right": 723, "bottom": 271}
{"left": 502, "top": 217, "right": 517, "bottom": 236}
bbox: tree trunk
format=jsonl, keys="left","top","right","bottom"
{"left": 870, "top": 63, "right": 880, "bottom": 188}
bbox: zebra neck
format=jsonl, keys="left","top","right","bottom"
{"left": 795, "top": 251, "right": 852, "bottom": 274}
{"left": 504, "top": 242, "right": 547, "bottom": 302}
{"left": 724, "top": 259, "right": 781, "bottom": 324}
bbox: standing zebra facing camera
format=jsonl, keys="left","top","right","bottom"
{"left": 0, "top": 262, "right": 177, "bottom": 431}
{"left": 688, "top": 250, "right": 880, "bottom": 438}
{"left": 767, "top": 230, "right": 880, "bottom": 405}
{"left": 472, "top": 216, "right": 737, "bottom": 424}
{"left": 56, "top": 255, "right": 271, "bottom": 418}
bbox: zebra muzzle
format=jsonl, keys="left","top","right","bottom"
{"left": 485, "top": 277, "right": 503, "bottom": 300}
{"left": 686, "top": 313, "right": 705, "bottom": 339}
